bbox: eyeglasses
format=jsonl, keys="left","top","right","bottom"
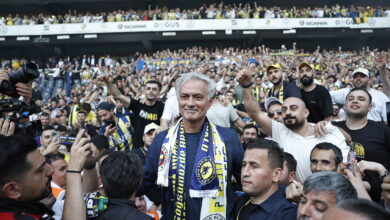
{"left": 268, "top": 109, "right": 283, "bottom": 117}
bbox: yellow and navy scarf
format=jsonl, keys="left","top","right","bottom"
{"left": 158, "top": 118, "right": 227, "bottom": 220}
{"left": 270, "top": 82, "right": 284, "bottom": 102}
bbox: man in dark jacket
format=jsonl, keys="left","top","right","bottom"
{"left": 97, "top": 151, "right": 152, "bottom": 220}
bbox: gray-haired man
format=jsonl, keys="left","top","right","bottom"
{"left": 142, "top": 72, "right": 244, "bottom": 220}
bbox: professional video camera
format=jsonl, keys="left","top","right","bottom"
{"left": 0, "top": 63, "right": 39, "bottom": 98}
{"left": 0, "top": 98, "right": 41, "bottom": 114}
{"left": 0, "top": 98, "right": 42, "bottom": 136}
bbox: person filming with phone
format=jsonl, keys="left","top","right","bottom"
{"left": 97, "top": 101, "right": 134, "bottom": 151}
{"left": 315, "top": 88, "right": 390, "bottom": 202}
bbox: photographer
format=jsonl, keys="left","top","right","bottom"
{"left": 0, "top": 68, "right": 33, "bottom": 104}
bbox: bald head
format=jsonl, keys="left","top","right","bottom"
{"left": 283, "top": 97, "right": 306, "bottom": 109}
{"left": 281, "top": 97, "right": 308, "bottom": 131}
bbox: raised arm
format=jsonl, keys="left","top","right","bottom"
{"left": 97, "top": 74, "right": 131, "bottom": 106}
{"left": 236, "top": 65, "right": 273, "bottom": 136}
{"left": 377, "top": 51, "right": 390, "bottom": 97}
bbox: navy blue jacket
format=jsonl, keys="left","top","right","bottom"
{"left": 234, "top": 185, "right": 297, "bottom": 220}
{"left": 141, "top": 126, "right": 244, "bottom": 220}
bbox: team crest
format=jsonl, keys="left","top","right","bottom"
{"left": 196, "top": 157, "right": 216, "bottom": 185}
{"left": 158, "top": 148, "right": 169, "bottom": 171}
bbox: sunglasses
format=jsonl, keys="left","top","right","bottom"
{"left": 268, "top": 109, "right": 283, "bottom": 117}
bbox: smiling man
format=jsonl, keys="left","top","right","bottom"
{"left": 142, "top": 72, "right": 243, "bottom": 220}
{"left": 98, "top": 75, "right": 164, "bottom": 149}
{"left": 330, "top": 67, "right": 389, "bottom": 123}
{"left": 238, "top": 67, "right": 349, "bottom": 182}
{"left": 332, "top": 88, "right": 390, "bottom": 201}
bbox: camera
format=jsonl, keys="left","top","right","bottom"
{"left": 0, "top": 99, "right": 41, "bottom": 114}
{"left": 0, "top": 63, "right": 39, "bottom": 98}
{"left": 0, "top": 98, "right": 41, "bottom": 136}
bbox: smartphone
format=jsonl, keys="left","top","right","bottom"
{"left": 347, "top": 142, "right": 356, "bottom": 171}
{"left": 106, "top": 120, "right": 116, "bottom": 128}
{"left": 51, "top": 131, "right": 60, "bottom": 143}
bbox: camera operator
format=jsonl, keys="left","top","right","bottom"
{"left": 0, "top": 68, "right": 32, "bottom": 104}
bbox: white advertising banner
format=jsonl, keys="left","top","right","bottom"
{"left": 0, "top": 17, "right": 389, "bottom": 37}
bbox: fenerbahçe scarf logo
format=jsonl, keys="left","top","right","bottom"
{"left": 196, "top": 157, "right": 216, "bottom": 185}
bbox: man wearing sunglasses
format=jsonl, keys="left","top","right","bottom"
{"left": 265, "top": 97, "right": 284, "bottom": 123}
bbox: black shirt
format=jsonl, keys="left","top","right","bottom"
{"left": 128, "top": 99, "right": 164, "bottom": 148}
{"left": 268, "top": 81, "right": 302, "bottom": 101}
{"left": 234, "top": 186, "right": 297, "bottom": 220}
{"left": 332, "top": 120, "right": 390, "bottom": 201}
{"left": 301, "top": 84, "right": 333, "bottom": 123}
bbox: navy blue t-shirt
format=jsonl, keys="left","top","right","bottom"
{"left": 141, "top": 126, "right": 244, "bottom": 220}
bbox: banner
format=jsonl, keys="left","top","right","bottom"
{"left": 0, "top": 17, "right": 389, "bottom": 37}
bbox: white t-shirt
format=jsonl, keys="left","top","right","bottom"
{"left": 207, "top": 102, "right": 239, "bottom": 128}
{"left": 272, "top": 121, "right": 349, "bottom": 182}
{"left": 161, "top": 95, "right": 179, "bottom": 127}
{"left": 330, "top": 88, "right": 389, "bottom": 123}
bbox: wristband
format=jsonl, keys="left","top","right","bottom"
{"left": 242, "top": 82, "right": 253, "bottom": 89}
{"left": 66, "top": 169, "right": 83, "bottom": 174}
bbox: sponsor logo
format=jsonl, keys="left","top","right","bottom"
{"left": 203, "top": 214, "right": 225, "bottom": 220}
{"left": 154, "top": 21, "right": 180, "bottom": 28}
{"left": 81, "top": 24, "right": 87, "bottom": 30}
{"left": 0, "top": 26, "right": 8, "bottom": 35}
{"left": 118, "top": 24, "right": 147, "bottom": 30}
{"left": 43, "top": 25, "right": 50, "bottom": 31}
{"left": 231, "top": 20, "right": 237, "bottom": 26}
{"left": 368, "top": 18, "right": 376, "bottom": 26}
{"left": 299, "top": 20, "right": 305, "bottom": 25}
{"left": 196, "top": 157, "right": 216, "bottom": 185}
{"left": 186, "top": 20, "right": 195, "bottom": 29}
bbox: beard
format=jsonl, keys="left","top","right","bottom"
{"left": 300, "top": 76, "right": 314, "bottom": 87}
{"left": 32, "top": 176, "right": 53, "bottom": 202}
{"left": 272, "top": 77, "right": 282, "bottom": 86}
{"left": 352, "top": 81, "right": 369, "bottom": 90}
{"left": 284, "top": 116, "right": 305, "bottom": 130}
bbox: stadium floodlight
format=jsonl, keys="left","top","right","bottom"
{"left": 84, "top": 34, "right": 97, "bottom": 39}
{"left": 162, "top": 32, "right": 176, "bottom": 36}
{"left": 360, "top": 29, "right": 373, "bottom": 33}
{"left": 243, "top": 30, "right": 256, "bottom": 35}
{"left": 16, "top": 36, "right": 30, "bottom": 41}
{"left": 283, "top": 29, "right": 296, "bottom": 34}
{"left": 202, "top": 31, "right": 216, "bottom": 35}
{"left": 57, "top": 35, "right": 70, "bottom": 40}
{"left": 0, "top": 37, "right": 5, "bottom": 41}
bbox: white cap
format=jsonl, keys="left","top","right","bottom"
{"left": 144, "top": 123, "right": 159, "bottom": 134}
{"left": 264, "top": 97, "right": 282, "bottom": 112}
{"left": 352, "top": 68, "right": 369, "bottom": 78}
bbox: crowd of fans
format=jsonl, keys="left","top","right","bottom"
{"left": 1, "top": 3, "right": 390, "bottom": 26}
{"left": 0, "top": 43, "right": 390, "bottom": 219}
